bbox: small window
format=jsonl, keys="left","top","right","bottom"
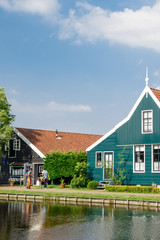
{"left": 95, "top": 152, "right": 102, "bottom": 167}
{"left": 8, "top": 139, "right": 16, "bottom": 158}
{"left": 39, "top": 165, "right": 43, "bottom": 174}
{"left": 134, "top": 145, "right": 145, "bottom": 172}
{"left": 142, "top": 110, "right": 153, "bottom": 134}
{"left": 153, "top": 145, "right": 160, "bottom": 172}
{"left": 13, "top": 139, "right": 21, "bottom": 151}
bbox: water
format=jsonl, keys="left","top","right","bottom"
{"left": 0, "top": 201, "right": 160, "bottom": 240}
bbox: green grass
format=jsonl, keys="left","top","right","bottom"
{"left": 1, "top": 186, "right": 160, "bottom": 202}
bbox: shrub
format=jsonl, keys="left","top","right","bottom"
{"left": 152, "top": 187, "right": 160, "bottom": 193}
{"left": 105, "top": 185, "right": 154, "bottom": 193}
{"left": 44, "top": 150, "right": 87, "bottom": 180}
{"left": 70, "top": 176, "right": 83, "bottom": 188}
{"left": 87, "top": 181, "right": 99, "bottom": 190}
{"left": 70, "top": 161, "right": 89, "bottom": 188}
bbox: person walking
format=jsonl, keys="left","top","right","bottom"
{"left": 41, "top": 168, "right": 50, "bottom": 188}
{"left": 26, "top": 168, "right": 33, "bottom": 189}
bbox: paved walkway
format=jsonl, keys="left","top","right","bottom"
{"left": 0, "top": 185, "right": 160, "bottom": 199}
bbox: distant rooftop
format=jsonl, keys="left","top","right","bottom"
{"left": 16, "top": 128, "right": 102, "bottom": 154}
{"left": 150, "top": 88, "right": 160, "bottom": 102}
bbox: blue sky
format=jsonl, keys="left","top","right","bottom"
{"left": 1, "top": 0, "right": 160, "bottom": 135}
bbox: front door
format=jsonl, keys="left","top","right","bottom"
{"left": 103, "top": 152, "right": 113, "bottom": 180}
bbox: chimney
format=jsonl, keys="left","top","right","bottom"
{"left": 56, "top": 129, "right": 61, "bottom": 139}
{"left": 56, "top": 129, "right": 58, "bottom": 138}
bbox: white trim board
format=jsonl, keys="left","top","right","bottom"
{"left": 86, "top": 86, "right": 160, "bottom": 152}
{"left": 13, "top": 128, "right": 45, "bottom": 158}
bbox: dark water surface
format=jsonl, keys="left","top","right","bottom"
{"left": 0, "top": 201, "right": 160, "bottom": 240}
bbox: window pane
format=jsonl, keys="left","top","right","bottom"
{"left": 134, "top": 145, "right": 144, "bottom": 172}
{"left": 143, "top": 112, "right": 147, "bottom": 118}
{"left": 105, "top": 153, "right": 113, "bottom": 169}
{"left": 96, "top": 152, "right": 102, "bottom": 167}
{"left": 153, "top": 145, "right": 160, "bottom": 171}
{"left": 142, "top": 110, "right": 152, "bottom": 133}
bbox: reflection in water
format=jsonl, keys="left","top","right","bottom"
{"left": 0, "top": 201, "right": 160, "bottom": 240}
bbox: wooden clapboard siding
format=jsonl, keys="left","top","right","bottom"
{"left": 87, "top": 87, "right": 160, "bottom": 185}
{"left": 117, "top": 94, "right": 160, "bottom": 145}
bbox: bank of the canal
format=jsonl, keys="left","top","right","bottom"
{"left": 0, "top": 186, "right": 160, "bottom": 208}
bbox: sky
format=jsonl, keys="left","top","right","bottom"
{"left": 1, "top": 0, "right": 160, "bottom": 135}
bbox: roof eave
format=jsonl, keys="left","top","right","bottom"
{"left": 86, "top": 86, "right": 159, "bottom": 152}
{"left": 13, "top": 127, "right": 45, "bottom": 158}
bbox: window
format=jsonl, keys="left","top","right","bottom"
{"left": 7, "top": 139, "right": 20, "bottom": 158}
{"left": 11, "top": 167, "right": 24, "bottom": 176}
{"left": 142, "top": 110, "right": 153, "bottom": 133}
{"left": 153, "top": 145, "right": 160, "bottom": 172}
{"left": 13, "top": 139, "right": 21, "bottom": 151}
{"left": 134, "top": 145, "right": 145, "bottom": 172}
{"left": 104, "top": 152, "right": 113, "bottom": 179}
{"left": 39, "top": 165, "right": 43, "bottom": 174}
{"left": 8, "top": 139, "right": 16, "bottom": 158}
{"left": 104, "top": 152, "right": 113, "bottom": 169}
{"left": 95, "top": 152, "right": 102, "bottom": 167}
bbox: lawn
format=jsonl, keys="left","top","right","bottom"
{"left": 0, "top": 185, "right": 160, "bottom": 202}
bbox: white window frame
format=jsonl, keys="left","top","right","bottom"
{"left": 4, "top": 144, "right": 9, "bottom": 151}
{"left": 39, "top": 165, "right": 43, "bottom": 173}
{"left": 141, "top": 110, "right": 153, "bottom": 134}
{"left": 103, "top": 151, "right": 114, "bottom": 180}
{"left": 95, "top": 151, "right": 102, "bottom": 168}
{"left": 13, "top": 139, "right": 21, "bottom": 151}
{"left": 133, "top": 145, "right": 145, "bottom": 173}
{"left": 152, "top": 145, "right": 160, "bottom": 173}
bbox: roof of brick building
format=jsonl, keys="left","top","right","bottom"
{"left": 15, "top": 127, "right": 102, "bottom": 155}
{"left": 150, "top": 88, "right": 160, "bottom": 102}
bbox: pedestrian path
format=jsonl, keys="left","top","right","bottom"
{"left": 0, "top": 185, "right": 160, "bottom": 199}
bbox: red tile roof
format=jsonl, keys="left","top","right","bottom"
{"left": 150, "top": 88, "right": 160, "bottom": 102}
{"left": 16, "top": 128, "right": 102, "bottom": 154}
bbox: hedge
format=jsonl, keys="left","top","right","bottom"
{"left": 44, "top": 150, "right": 87, "bottom": 180}
{"left": 105, "top": 185, "right": 160, "bottom": 193}
{"left": 87, "top": 181, "right": 99, "bottom": 190}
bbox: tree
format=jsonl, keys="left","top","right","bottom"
{"left": 0, "top": 88, "right": 15, "bottom": 156}
{"left": 44, "top": 150, "right": 87, "bottom": 181}
{"left": 70, "top": 161, "right": 90, "bottom": 188}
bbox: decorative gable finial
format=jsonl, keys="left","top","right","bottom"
{"left": 145, "top": 67, "right": 149, "bottom": 87}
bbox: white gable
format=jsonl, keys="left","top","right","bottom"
{"left": 14, "top": 127, "right": 45, "bottom": 158}
{"left": 86, "top": 86, "right": 160, "bottom": 151}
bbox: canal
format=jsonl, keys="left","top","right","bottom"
{"left": 0, "top": 201, "right": 160, "bottom": 240}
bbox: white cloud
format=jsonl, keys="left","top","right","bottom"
{"left": 0, "top": 0, "right": 60, "bottom": 18}
{"left": 58, "top": 0, "right": 160, "bottom": 52}
{"left": 2, "top": 1, "right": 160, "bottom": 52}
{"left": 10, "top": 99, "right": 92, "bottom": 113}
{"left": 48, "top": 101, "right": 92, "bottom": 112}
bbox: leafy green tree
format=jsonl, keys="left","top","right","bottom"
{"left": 44, "top": 150, "right": 87, "bottom": 181}
{"left": 0, "top": 88, "right": 15, "bottom": 156}
{"left": 70, "top": 161, "right": 90, "bottom": 188}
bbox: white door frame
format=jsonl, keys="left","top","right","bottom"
{"left": 103, "top": 151, "right": 114, "bottom": 180}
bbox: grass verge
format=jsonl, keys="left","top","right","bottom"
{"left": 0, "top": 187, "right": 160, "bottom": 202}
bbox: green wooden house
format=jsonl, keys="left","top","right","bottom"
{"left": 87, "top": 71, "right": 160, "bottom": 185}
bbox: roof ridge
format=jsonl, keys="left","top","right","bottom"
{"left": 150, "top": 87, "right": 160, "bottom": 91}
{"left": 15, "top": 127, "right": 102, "bottom": 136}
